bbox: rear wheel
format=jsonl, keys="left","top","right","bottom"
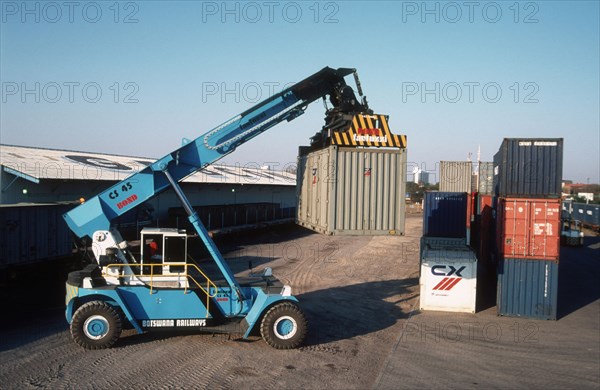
{"left": 71, "top": 301, "right": 122, "bottom": 350}
{"left": 260, "top": 302, "right": 307, "bottom": 349}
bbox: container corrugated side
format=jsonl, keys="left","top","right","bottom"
{"left": 497, "top": 198, "right": 561, "bottom": 260}
{"left": 477, "top": 162, "right": 494, "bottom": 194}
{"left": 333, "top": 147, "right": 406, "bottom": 235}
{"left": 439, "top": 161, "right": 472, "bottom": 193}
{"left": 423, "top": 192, "right": 467, "bottom": 238}
{"left": 296, "top": 146, "right": 406, "bottom": 235}
{"left": 0, "top": 203, "right": 74, "bottom": 266}
{"left": 493, "top": 138, "right": 563, "bottom": 198}
{"left": 296, "top": 147, "right": 334, "bottom": 234}
{"left": 497, "top": 258, "right": 558, "bottom": 320}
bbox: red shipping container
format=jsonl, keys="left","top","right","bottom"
{"left": 497, "top": 198, "right": 561, "bottom": 260}
{"left": 466, "top": 192, "right": 477, "bottom": 228}
{"left": 465, "top": 192, "right": 477, "bottom": 246}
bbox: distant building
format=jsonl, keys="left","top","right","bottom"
{"left": 412, "top": 167, "right": 430, "bottom": 185}
{"left": 0, "top": 144, "right": 296, "bottom": 225}
{"left": 577, "top": 193, "right": 595, "bottom": 202}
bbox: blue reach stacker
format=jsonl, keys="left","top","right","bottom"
{"left": 63, "top": 67, "right": 373, "bottom": 349}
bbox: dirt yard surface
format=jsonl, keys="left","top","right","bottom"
{"left": 2, "top": 215, "right": 599, "bottom": 389}
{"left": 0, "top": 216, "right": 423, "bottom": 389}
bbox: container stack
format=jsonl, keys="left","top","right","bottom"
{"left": 420, "top": 192, "right": 478, "bottom": 313}
{"left": 439, "top": 161, "right": 496, "bottom": 247}
{"left": 493, "top": 138, "right": 563, "bottom": 320}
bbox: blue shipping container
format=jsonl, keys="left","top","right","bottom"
{"left": 497, "top": 258, "right": 558, "bottom": 320}
{"left": 571, "top": 203, "right": 600, "bottom": 227}
{"left": 493, "top": 138, "right": 563, "bottom": 198}
{"left": 423, "top": 192, "right": 467, "bottom": 238}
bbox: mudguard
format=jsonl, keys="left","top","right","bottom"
{"left": 241, "top": 290, "right": 299, "bottom": 338}
{"left": 65, "top": 285, "right": 143, "bottom": 334}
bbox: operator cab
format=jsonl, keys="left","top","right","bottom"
{"left": 141, "top": 228, "right": 187, "bottom": 275}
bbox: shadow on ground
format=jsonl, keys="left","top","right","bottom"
{"left": 558, "top": 235, "right": 600, "bottom": 319}
{"left": 0, "top": 308, "right": 67, "bottom": 352}
{"left": 298, "top": 278, "right": 419, "bottom": 346}
{"left": 115, "top": 278, "right": 420, "bottom": 349}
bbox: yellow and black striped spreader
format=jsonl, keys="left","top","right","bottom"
{"left": 330, "top": 114, "right": 407, "bottom": 148}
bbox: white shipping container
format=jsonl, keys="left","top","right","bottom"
{"left": 420, "top": 246, "right": 477, "bottom": 313}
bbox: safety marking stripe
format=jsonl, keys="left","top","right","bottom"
{"left": 66, "top": 285, "right": 79, "bottom": 304}
{"left": 381, "top": 116, "right": 400, "bottom": 147}
{"left": 359, "top": 114, "right": 372, "bottom": 147}
{"left": 352, "top": 116, "right": 360, "bottom": 135}
{"left": 334, "top": 132, "right": 343, "bottom": 145}
{"left": 378, "top": 115, "right": 394, "bottom": 146}
{"left": 330, "top": 114, "right": 406, "bottom": 149}
{"left": 342, "top": 132, "right": 350, "bottom": 145}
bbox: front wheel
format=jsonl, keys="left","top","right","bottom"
{"left": 70, "top": 301, "right": 122, "bottom": 350}
{"left": 260, "top": 302, "right": 307, "bottom": 349}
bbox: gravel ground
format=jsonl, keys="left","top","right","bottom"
{"left": 2, "top": 214, "right": 598, "bottom": 389}
{"left": 0, "top": 216, "right": 423, "bottom": 389}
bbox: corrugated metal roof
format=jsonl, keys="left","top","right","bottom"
{"left": 0, "top": 144, "right": 295, "bottom": 186}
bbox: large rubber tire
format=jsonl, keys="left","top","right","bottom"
{"left": 260, "top": 302, "right": 307, "bottom": 349}
{"left": 70, "top": 301, "right": 122, "bottom": 350}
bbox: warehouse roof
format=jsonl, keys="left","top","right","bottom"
{"left": 0, "top": 144, "right": 295, "bottom": 186}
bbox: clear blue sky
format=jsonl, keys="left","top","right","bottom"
{"left": 1, "top": 0, "right": 599, "bottom": 183}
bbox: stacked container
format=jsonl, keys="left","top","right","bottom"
{"left": 420, "top": 245, "right": 478, "bottom": 313}
{"left": 420, "top": 192, "right": 477, "bottom": 313}
{"left": 439, "top": 161, "right": 472, "bottom": 193}
{"left": 477, "top": 162, "right": 494, "bottom": 195}
{"left": 493, "top": 138, "right": 563, "bottom": 320}
{"left": 438, "top": 160, "right": 494, "bottom": 194}
{"left": 423, "top": 192, "right": 468, "bottom": 239}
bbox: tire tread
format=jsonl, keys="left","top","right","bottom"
{"left": 260, "top": 302, "right": 307, "bottom": 349}
{"left": 70, "top": 300, "right": 122, "bottom": 350}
